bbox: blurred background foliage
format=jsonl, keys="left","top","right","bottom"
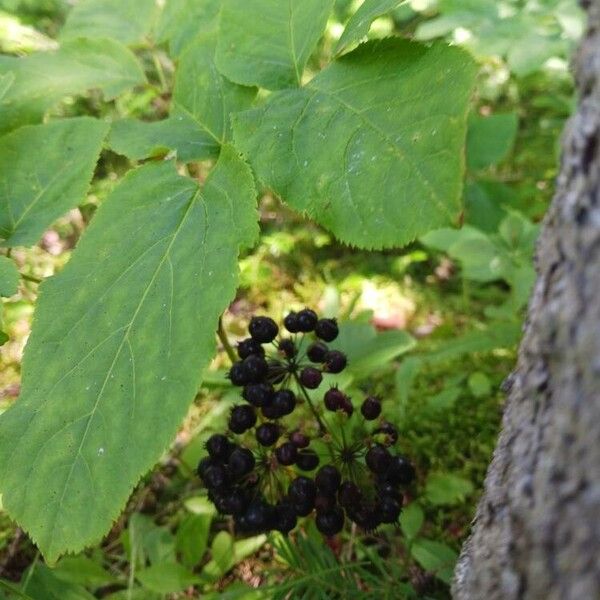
{"left": 0, "top": 0, "right": 583, "bottom": 598}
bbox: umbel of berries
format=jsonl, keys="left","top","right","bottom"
{"left": 197, "top": 309, "right": 416, "bottom": 538}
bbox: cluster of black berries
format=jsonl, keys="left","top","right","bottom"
{"left": 197, "top": 309, "right": 416, "bottom": 537}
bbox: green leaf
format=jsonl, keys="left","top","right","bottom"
{"left": 0, "top": 71, "right": 14, "bottom": 101}
{"left": 425, "top": 472, "right": 474, "bottom": 505}
{"left": 0, "top": 256, "right": 18, "bottom": 296}
{"left": 0, "top": 147, "right": 258, "bottom": 563}
{"left": 467, "top": 112, "right": 518, "bottom": 170}
{"left": 136, "top": 563, "right": 200, "bottom": 594}
{"left": 155, "top": 0, "right": 221, "bottom": 57}
{"left": 331, "top": 321, "right": 415, "bottom": 377}
{"left": 215, "top": 0, "right": 334, "bottom": 90}
{"left": 0, "top": 118, "right": 109, "bottom": 247}
{"left": 52, "top": 556, "right": 117, "bottom": 589}
{"left": 467, "top": 371, "right": 492, "bottom": 397}
{"left": 107, "top": 112, "right": 213, "bottom": 162}
{"left": 410, "top": 538, "right": 457, "bottom": 584}
{"left": 20, "top": 563, "right": 96, "bottom": 600}
{"left": 399, "top": 502, "right": 424, "bottom": 540}
{"left": 175, "top": 513, "right": 212, "bottom": 567}
{"left": 201, "top": 534, "right": 266, "bottom": 581}
{"left": 233, "top": 39, "right": 477, "bottom": 248}
{"left": 0, "top": 38, "right": 145, "bottom": 134}
{"left": 60, "top": 0, "right": 158, "bottom": 45}
{"left": 171, "top": 33, "right": 257, "bottom": 157}
{"left": 335, "top": 0, "right": 404, "bottom": 54}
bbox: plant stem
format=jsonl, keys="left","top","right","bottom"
{"left": 293, "top": 373, "right": 327, "bottom": 435}
{"left": 217, "top": 316, "right": 237, "bottom": 364}
{"left": 20, "top": 273, "right": 41, "bottom": 284}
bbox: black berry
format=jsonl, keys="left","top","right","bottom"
{"left": 324, "top": 387, "right": 345, "bottom": 411}
{"left": 324, "top": 350, "right": 347, "bottom": 374}
{"left": 275, "top": 442, "right": 298, "bottom": 466}
{"left": 374, "top": 421, "right": 398, "bottom": 445}
{"left": 315, "top": 493, "right": 337, "bottom": 512}
{"left": 272, "top": 389, "right": 295, "bottom": 416}
{"left": 197, "top": 456, "right": 214, "bottom": 478}
{"left": 315, "top": 318, "right": 339, "bottom": 342}
{"left": 379, "top": 496, "right": 401, "bottom": 523}
{"left": 315, "top": 465, "right": 341, "bottom": 494}
{"left": 289, "top": 431, "right": 309, "bottom": 448}
{"left": 316, "top": 507, "right": 344, "bottom": 536}
{"left": 278, "top": 338, "right": 297, "bottom": 358}
{"left": 205, "top": 434, "right": 232, "bottom": 460}
{"left": 242, "top": 382, "right": 274, "bottom": 407}
{"left": 338, "top": 481, "right": 362, "bottom": 508}
{"left": 274, "top": 502, "right": 297, "bottom": 534}
{"left": 237, "top": 337, "right": 265, "bottom": 359}
{"left": 203, "top": 464, "right": 228, "bottom": 489}
{"left": 296, "top": 308, "right": 318, "bottom": 332}
{"left": 361, "top": 396, "right": 381, "bottom": 420}
{"left": 223, "top": 489, "right": 247, "bottom": 515}
{"left": 228, "top": 447, "right": 255, "bottom": 478}
{"left": 229, "top": 361, "right": 248, "bottom": 386}
{"left": 241, "top": 499, "right": 275, "bottom": 533}
{"left": 339, "top": 396, "right": 353, "bottom": 416}
{"left": 386, "top": 455, "right": 416, "bottom": 485}
{"left": 249, "top": 316, "right": 279, "bottom": 343}
{"left": 288, "top": 476, "right": 317, "bottom": 503}
{"left": 300, "top": 367, "right": 322, "bottom": 389}
{"left": 243, "top": 354, "right": 269, "bottom": 383}
{"left": 229, "top": 405, "right": 256, "bottom": 434}
{"left": 365, "top": 444, "right": 391, "bottom": 474}
{"left": 296, "top": 449, "right": 320, "bottom": 471}
{"left": 256, "top": 422, "right": 279, "bottom": 446}
{"left": 307, "top": 341, "right": 328, "bottom": 363}
{"left": 283, "top": 312, "right": 300, "bottom": 333}
{"left": 376, "top": 480, "right": 403, "bottom": 502}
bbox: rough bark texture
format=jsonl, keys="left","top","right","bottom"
{"left": 453, "top": 2, "right": 600, "bottom": 598}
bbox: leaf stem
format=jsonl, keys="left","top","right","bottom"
{"left": 293, "top": 373, "right": 327, "bottom": 435}
{"left": 217, "top": 316, "right": 237, "bottom": 365}
{"left": 20, "top": 273, "right": 41, "bottom": 284}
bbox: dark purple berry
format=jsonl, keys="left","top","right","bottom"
{"left": 289, "top": 431, "right": 309, "bottom": 448}
{"left": 378, "top": 496, "right": 401, "bottom": 523}
{"left": 288, "top": 476, "right": 317, "bottom": 503}
{"left": 361, "top": 396, "right": 381, "bottom": 420}
{"left": 338, "top": 481, "right": 362, "bottom": 508}
{"left": 324, "top": 387, "right": 345, "bottom": 411}
{"left": 324, "top": 350, "right": 347, "bottom": 374}
{"left": 292, "top": 497, "right": 315, "bottom": 517}
{"left": 223, "top": 489, "right": 247, "bottom": 515}
{"left": 272, "top": 389, "right": 295, "bottom": 416}
{"left": 274, "top": 502, "right": 297, "bottom": 534}
{"left": 296, "top": 449, "right": 320, "bottom": 471}
{"left": 278, "top": 338, "right": 297, "bottom": 358}
{"left": 229, "top": 405, "right": 256, "bottom": 434}
{"left": 307, "top": 341, "right": 328, "bottom": 363}
{"left": 256, "top": 422, "right": 279, "bottom": 446}
{"left": 205, "top": 434, "right": 232, "bottom": 460}
{"left": 296, "top": 308, "right": 318, "bottom": 332}
{"left": 237, "top": 337, "right": 265, "bottom": 359}
{"left": 228, "top": 447, "right": 255, "bottom": 478}
{"left": 386, "top": 455, "right": 416, "bottom": 485}
{"left": 203, "top": 464, "right": 228, "bottom": 489}
{"left": 197, "top": 456, "right": 214, "bottom": 478}
{"left": 376, "top": 480, "right": 403, "bottom": 502}
{"left": 316, "top": 507, "right": 344, "bottom": 536}
{"left": 349, "top": 504, "right": 381, "bottom": 531}
{"left": 243, "top": 354, "right": 269, "bottom": 383}
{"left": 228, "top": 361, "right": 248, "bottom": 386}
{"left": 242, "top": 499, "right": 275, "bottom": 533}
{"left": 243, "top": 382, "right": 274, "bottom": 407}
{"left": 339, "top": 397, "right": 354, "bottom": 416}
{"left": 315, "top": 493, "right": 337, "bottom": 512}
{"left": 315, "top": 318, "right": 339, "bottom": 342}
{"left": 249, "top": 316, "right": 279, "bottom": 343}
{"left": 283, "top": 312, "right": 300, "bottom": 333}
{"left": 275, "top": 442, "right": 298, "bottom": 466}
{"left": 300, "top": 367, "right": 322, "bottom": 389}
{"left": 373, "top": 421, "right": 398, "bottom": 445}
{"left": 262, "top": 402, "right": 283, "bottom": 420}
{"left": 366, "top": 444, "right": 391, "bottom": 474}
{"left": 315, "top": 465, "right": 341, "bottom": 494}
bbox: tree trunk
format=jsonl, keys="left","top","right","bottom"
{"left": 453, "top": 1, "right": 600, "bottom": 598}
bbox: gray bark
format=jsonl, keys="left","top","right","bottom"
{"left": 453, "top": 1, "right": 600, "bottom": 598}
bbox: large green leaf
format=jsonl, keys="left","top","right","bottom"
{"left": 215, "top": 0, "right": 334, "bottom": 90}
{"left": 233, "top": 39, "right": 477, "bottom": 248}
{"left": 136, "top": 563, "right": 200, "bottom": 594}
{"left": 60, "top": 0, "right": 158, "bottom": 45}
{"left": 155, "top": 0, "right": 220, "bottom": 57}
{"left": 0, "top": 38, "right": 145, "bottom": 134}
{"left": 0, "top": 147, "right": 258, "bottom": 563}
{"left": 466, "top": 112, "right": 518, "bottom": 170}
{"left": 0, "top": 118, "right": 109, "bottom": 247}
{"left": 171, "top": 33, "right": 256, "bottom": 157}
{"left": 335, "top": 0, "right": 404, "bottom": 54}
{"left": 410, "top": 538, "right": 457, "bottom": 584}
